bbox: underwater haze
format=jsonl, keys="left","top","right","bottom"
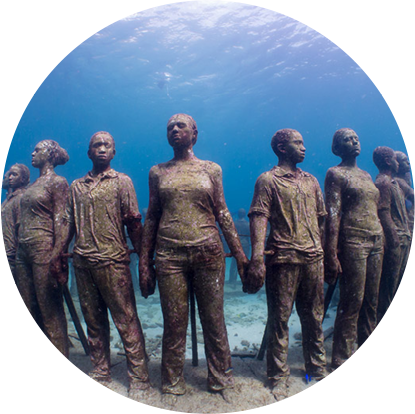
{"left": 4, "top": 1, "right": 406, "bottom": 211}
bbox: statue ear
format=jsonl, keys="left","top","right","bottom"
{"left": 277, "top": 142, "right": 286, "bottom": 154}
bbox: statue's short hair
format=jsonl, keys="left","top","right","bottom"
{"left": 11, "top": 163, "right": 30, "bottom": 187}
{"left": 332, "top": 128, "right": 356, "bottom": 157}
{"left": 271, "top": 128, "right": 299, "bottom": 157}
{"left": 89, "top": 131, "right": 115, "bottom": 150}
{"left": 373, "top": 146, "right": 395, "bottom": 170}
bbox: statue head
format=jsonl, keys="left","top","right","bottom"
{"left": 167, "top": 114, "right": 198, "bottom": 148}
{"left": 271, "top": 128, "right": 305, "bottom": 164}
{"left": 32, "top": 140, "right": 69, "bottom": 169}
{"left": 88, "top": 131, "right": 116, "bottom": 166}
{"left": 395, "top": 151, "right": 411, "bottom": 175}
{"left": 332, "top": 128, "right": 361, "bottom": 159}
{"left": 7, "top": 163, "right": 30, "bottom": 189}
{"left": 373, "top": 146, "right": 398, "bottom": 173}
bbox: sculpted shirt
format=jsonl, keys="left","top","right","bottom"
{"left": 1, "top": 187, "right": 25, "bottom": 258}
{"left": 249, "top": 166, "right": 326, "bottom": 264}
{"left": 149, "top": 159, "right": 223, "bottom": 248}
{"left": 375, "top": 173, "right": 411, "bottom": 239}
{"left": 19, "top": 173, "right": 69, "bottom": 244}
{"left": 326, "top": 166, "right": 383, "bottom": 239}
{"left": 65, "top": 169, "right": 141, "bottom": 267}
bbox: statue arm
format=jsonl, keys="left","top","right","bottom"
{"left": 138, "top": 168, "right": 161, "bottom": 298}
{"left": 244, "top": 213, "right": 268, "bottom": 293}
{"left": 212, "top": 165, "right": 249, "bottom": 281}
{"left": 50, "top": 179, "right": 75, "bottom": 283}
{"left": 324, "top": 169, "right": 343, "bottom": 284}
{"left": 376, "top": 179, "right": 400, "bottom": 249}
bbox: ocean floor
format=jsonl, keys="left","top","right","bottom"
{"left": 66, "top": 277, "right": 337, "bottom": 413}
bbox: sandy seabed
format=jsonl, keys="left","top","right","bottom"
{"left": 66, "top": 282, "right": 336, "bottom": 413}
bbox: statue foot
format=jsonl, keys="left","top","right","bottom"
{"left": 271, "top": 377, "right": 288, "bottom": 401}
{"left": 128, "top": 381, "right": 151, "bottom": 401}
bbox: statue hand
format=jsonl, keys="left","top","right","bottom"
{"left": 50, "top": 255, "right": 68, "bottom": 285}
{"left": 236, "top": 256, "right": 249, "bottom": 284}
{"left": 386, "top": 233, "right": 400, "bottom": 250}
{"left": 243, "top": 257, "right": 265, "bottom": 294}
{"left": 324, "top": 255, "right": 342, "bottom": 285}
{"left": 139, "top": 263, "right": 156, "bottom": 299}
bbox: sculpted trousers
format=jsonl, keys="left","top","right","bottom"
{"left": 156, "top": 242, "right": 234, "bottom": 394}
{"left": 332, "top": 234, "right": 383, "bottom": 368}
{"left": 15, "top": 241, "right": 69, "bottom": 357}
{"left": 74, "top": 257, "right": 149, "bottom": 385}
{"left": 265, "top": 259, "right": 326, "bottom": 383}
{"left": 377, "top": 235, "right": 410, "bottom": 323}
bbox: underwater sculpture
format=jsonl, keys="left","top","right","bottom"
{"left": 324, "top": 129, "right": 384, "bottom": 369}
{"left": 246, "top": 128, "right": 327, "bottom": 401}
{"left": 395, "top": 151, "right": 414, "bottom": 235}
{"left": 139, "top": 114, "right": 248, "bottom": 404}
{"left": 229, "top": 208, "right": 251, "bottom": 283}
{"left": 1, "top": 164, "right": 30, "bottom": 280}
{"left": 53, "top": 131, "right": 150, "bottom": 398}
{"left": 15, "top": 140, "right": 70, "bottom": 357}
{"left": 373, "top": 146, "right": 412, "bottom": 322}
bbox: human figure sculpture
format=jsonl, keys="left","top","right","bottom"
{"left": 53, "top": 131, "right": 150, "bottom": 398}
{"left": 246, "top": 128, "right": 327, "bottom": 401}
{"left": 229, "top": 208, "right": 251, "bottom": 284}
{"left": 324, "top": 129, "right": 384, "bottom": 369}
{"left": 395, "top": 151, "right": 414, "bottom": 235}
{"left": 373, "top": 147, "right": 412, "bottom": 322}
{"left": 15, "top": 140, "right": 70, "bottom": 357}
{"left": 392, "top": 151, "right": 415, "bottom": 316}
{"left": 139, "top": 114, "right": 248, "bottom": 404}
{"left": 1, "top": 164, "right": 30, "bottom": 279}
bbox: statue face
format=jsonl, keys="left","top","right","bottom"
{"left": 337, "top": 130, "right": 361, "bottom": 158}
{"left": 7, "top": 166, "right": 24, "bottom": 189}
{"left": 281, "top": 132, "right": 306, "bottom": 164}
{"left": 88, "top": 134, "right": 115, "bottom": 166}
{"left": 389, "top": 152, "right": 399, "bottom": 174}
{"left": 397, "top": 153, "right": 411, "bottom": 174}
{"left": 167, "top": 115, "right": 196, "bottom": 149}
{"left": 31, "top": 141, "right": 51, "bottom": 168}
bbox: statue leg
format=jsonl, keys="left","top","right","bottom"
{"left": 377, "top": 244, "right": 401, "bottom": 322}
{"left": 32, "top": 261, "right": 69, "bottom": 357}
{"left": 394, "top": 236, "right": 411, "bottom": 295}
{"left": 96, "top": 262, "right": 149, "bottom": 386}
{"left": 357, "top": 235, "right": 383, "bottom": 347}
{"left": 265, "top": 263, "right": 299, "bottom": 384}
{"left": 156, "top": 247, "right": 189, "bottom": 395}
{"left": 332, "top": 237, "right": 368, "bottom": 368}
{"left": 74, "top": 265, "right": 111, "bottom": 380}
{"left": 295, "top": 260, "right": 326, "bottom": 376}
{"left": 192, "top": 243, "right": 234, "bottom": 392}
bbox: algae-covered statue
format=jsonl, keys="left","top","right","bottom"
{"left": 324, "top": 129, "right": 384, "bottom": 369}
{"left": 15, "top": 140, "right": 70, "bottom": 357}
{"left": 373, "top": 146, "right": 412, "bottom": 322}
{"left": 246, "top": 128, "right": 327, "bottom": 401}
{"left": 1, "top": 164, "right": 30, "bottom": 280}
{"left": 395, "top": 151, "right": 414, "bottom": 235}
{"left": 53, "top": 131, "right": 150, "bottom": 399}
{"left": 139, "top": 114, "right": 248, "bottom": 404}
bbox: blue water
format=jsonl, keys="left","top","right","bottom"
{"left": 4, "top": 1, "right": 406, "bottom": 213}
